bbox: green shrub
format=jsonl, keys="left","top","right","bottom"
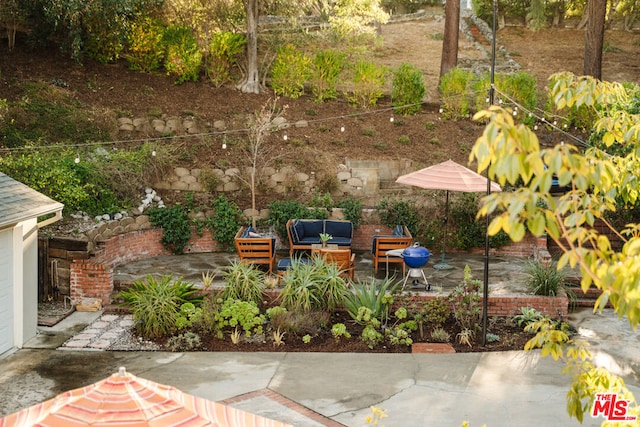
{"left": 270, "top": 44, "right": 311, "bottom": 98}
{"left": 450, "top": 193, "right": 484, "bottom": 250}
{"left": 207, "top": 195, "right": 242, "bottom": 251}
{"left": 336, "top": 197, "right": 363, "bottom": 230}
{"left": 126, "top": 17, "right": 165, "bottom": 72}
{"left": 392, "top": 62, "right": 425, "bottom": 115}
{"left": 206, "top": 32, "right": 246, "bottom": 87}
{"left": 448, "top": 266, "right": 482, "bottom": 331}
{"left": 496, "top": 71, "right": 538, "bottom": 124}
{"left": 0, "top": 152, "right": 89, "bottom": 212}
{"left": 119, "top": 275, "right": 201, "bottom": 339}
{"left": 267, "top": 200, "right": 310, "bottom": 242}
{"left": 438, "top": 67, "right": 474, "bottom": 119}
{"left": 346, "top": 60, "right": 386, "bottom": 109}
{"left": 375, "top": 198, "right": 421, "bottom": 236}
{"left": 423, "top": 297, "right": 451, "bottom": 328}
{"left": 310, "top": 50, "right": 345, "bottom": 102}
{"left": 524, "top": 261, "right": 567, "bottom": 296}
{"left": 471, "top": 72, "right": 491, "bottom": 114}
{"left": 163, "top": 25, "right": 203, "bottom": 84}
{"left": 511, "top": 306, "right": 545, "bottom": 329}
{"left": 222, "top": 261, "right": 266, "bottom": 306}
{"left": 214, "top": 298, "right": 265, "bottom": 338}
{"left": 148, "top": 205, "right": 192, "bottom": 254}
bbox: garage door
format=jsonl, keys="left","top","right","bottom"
{"left": 0, "top": 229, "right": 14, "bottom": 354}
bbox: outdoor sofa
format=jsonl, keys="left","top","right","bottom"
{"left": 286, "top": 219, "right": 353, "bottom": 256}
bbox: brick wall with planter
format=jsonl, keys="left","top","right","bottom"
{"left": 68, "top": 228, "right": 221, "bottom": 306}
{"left": 398, "top": 292, "right": 569, "bottom": 318}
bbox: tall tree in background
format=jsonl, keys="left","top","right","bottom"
{"left": 439, "top": 0, "right": 461, "bottom": 79}
{"left": 583, "top": 0, "right": 607, "bottom": 78}
{"left": 237, "top": 0, "right": 260, "bottom": 93}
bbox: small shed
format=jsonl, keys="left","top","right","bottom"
{"left": 0, "top": 173, "right": 63, "bottom": 355}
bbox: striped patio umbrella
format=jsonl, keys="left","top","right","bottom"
{"left": 0, "top": 367, "right": 290, "bottom": 427}
{"left": 396, "top": 159, "right": 501, "bottom": 269}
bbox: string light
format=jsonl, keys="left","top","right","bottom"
{"left": 0, "top": 90, "right": 588, "bottom": 156}
{"left": 493, "top": 87, "right": 587, "bottom": 147}
{"left": 151, "top": 146, "right": 156, "bottom": 157}
{"left": 283, "top": 132, "right": 288, "bottom": 141}
{"left": 74, "top": 153, "right": 80, "bottom": 164}
{"left": 222, "top": 141, "right": 227, "bottom": 149}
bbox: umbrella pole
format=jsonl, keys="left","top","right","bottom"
{"left": 434, "top": 190, "right": 453, "bottom": 270}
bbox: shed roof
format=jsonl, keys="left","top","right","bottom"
{"left": 0, "top": 172, "right": 64, "bottom": 229}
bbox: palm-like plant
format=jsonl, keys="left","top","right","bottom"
{"left": 278, "top": 256, "right": 349, "bottom": 312}
{"left": 222, "top": 261, "right": 266, "bottom": 306}
{"left": 343, "top": 276, "right": 399, "bottom": 325}
{"left": 119, "top": 274, "right": 201, "bottom": 339}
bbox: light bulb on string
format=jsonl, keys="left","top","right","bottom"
{"left": 512, "top": 109, "right": 517, "bottom": 117}
{"left": 390, "top": 114, "right": 394, "bottom": 123}
{"left": 438, "top": 107, "right": 443, "bottom": 114}
{"left": 222, "top": 142, "right": 227, "bottom": 149}
{"left": 563, "top": 123, "right": 568, "bottom": 129}
{"left": 152, "top": 148, "right": 156, "bottom": 157}
{"left": 283, "top": 132, "right": 288, "bottom": 141}
{"left": 534, "top": 124, "right": 539, "bottom": 131}
{"left": 74, "top": 153, "right": 80, "bottom": 164}
{"left": 340, "top": 124, "right": 345, "bottom": 132}
{"left": 553, "top": 120, "right": 557, "bottom": 126}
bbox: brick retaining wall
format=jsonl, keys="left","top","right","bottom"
{"left": 69, "top": 228, "right": 220, "bottom": 305}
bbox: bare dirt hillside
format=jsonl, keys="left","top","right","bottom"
{"left": 0, "top": 17, "right": 638, "bottom": 211}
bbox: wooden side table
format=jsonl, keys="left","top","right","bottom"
{"left": 311, "top": 243, "right": 338, "bottom": 257}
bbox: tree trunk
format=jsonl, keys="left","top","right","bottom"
{"left": 439, "top": 0, "right": 461, "bottom": 80}
{"left": 583, "top": 0, "right": 606, "bottom": 79}
{"left": 237, "top": 0, "right": 261, "bottom": 94}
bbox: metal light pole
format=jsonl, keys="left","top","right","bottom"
{"left": 482, "top": 0, "right": 498, "bottom": 347}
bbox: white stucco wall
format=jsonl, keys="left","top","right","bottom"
{"left": 22, "top": 219, "right": 38, "bottom": 345}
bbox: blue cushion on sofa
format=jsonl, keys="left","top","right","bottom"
{"left": 325, "top": 220, "right": 353, "bottom": 238}
{"left": 299, "top": 236, "right": 322, "bottom": 244}
{"left": 329, "top": 237, "right": 351, "bottom": 246}
{"left": 291, "top": 220, "right": 305, "bottom": 243}
{"left": 301, "top": 220, "right": 324, "bottom": 237}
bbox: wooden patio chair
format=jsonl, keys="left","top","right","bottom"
{"left": 318, "top": 248, "right": 356, "bottom": 281}
{"left": 234, "top": 227, "right": 276, "bottom": 274}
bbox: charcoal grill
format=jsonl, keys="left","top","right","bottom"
{"left": 401, "top": 243, "right": 431, "bottom": 291}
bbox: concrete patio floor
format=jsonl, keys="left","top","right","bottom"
{"left": 113, "top": 250, "right": 544, "bottom": 295}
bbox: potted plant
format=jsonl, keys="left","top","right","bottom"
{"left": 319, "top": 233, "right": 332, "bottom": 248}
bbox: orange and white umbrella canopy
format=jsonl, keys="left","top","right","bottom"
{"left": 396, "top": 159, "right": 501, "bottom": 193}
{"left": 0, "top": 367, "right": 290, "bottom": 427}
